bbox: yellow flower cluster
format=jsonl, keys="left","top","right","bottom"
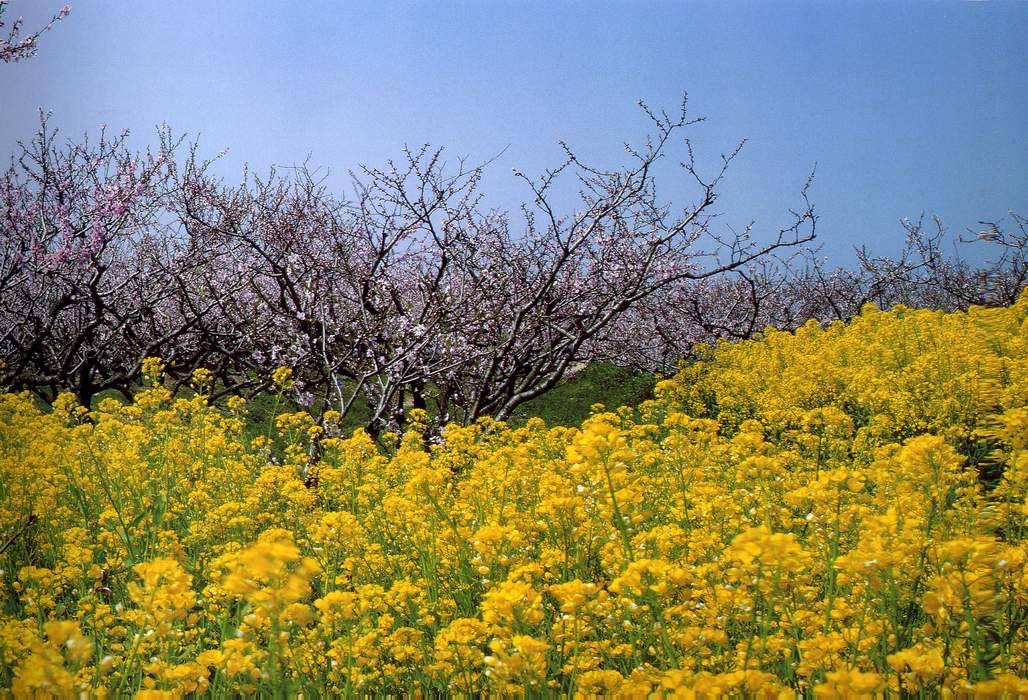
{"left": 1, "top": 293, "right": 1027, "bottom": 696}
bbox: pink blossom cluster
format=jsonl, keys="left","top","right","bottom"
{"left": 0, "top": 1, "right": 69, "bottom": 63}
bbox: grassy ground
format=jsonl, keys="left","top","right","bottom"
{"left": 507, "top": 362, "right": 656, "bottom": 427}
{"left": 236, "top": 362, "right": 657, "bottom": 436}
{"left": 244, "top": 359, "right": 653, "bottom": 435}
{"left": 82, "top": 362, "right": 656, "bottom": 437}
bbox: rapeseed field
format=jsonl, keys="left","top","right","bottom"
{"left": 2, "top": 296, "right": 1027, "bottom": 697}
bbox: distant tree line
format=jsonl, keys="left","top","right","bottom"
{"left": 596, "top": 211, "right": 1027, "bottom": 373}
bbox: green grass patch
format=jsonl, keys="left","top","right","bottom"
{"left": 508, "top": 362, "right": 656, "bottom": 427}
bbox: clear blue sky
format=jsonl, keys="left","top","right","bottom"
{"left": 2, "top": 0, "right": 1026, "bottom": 261}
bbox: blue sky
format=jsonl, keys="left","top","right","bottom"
{"left": 2, "top": 0, "right": 1026, "bottom": 261}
